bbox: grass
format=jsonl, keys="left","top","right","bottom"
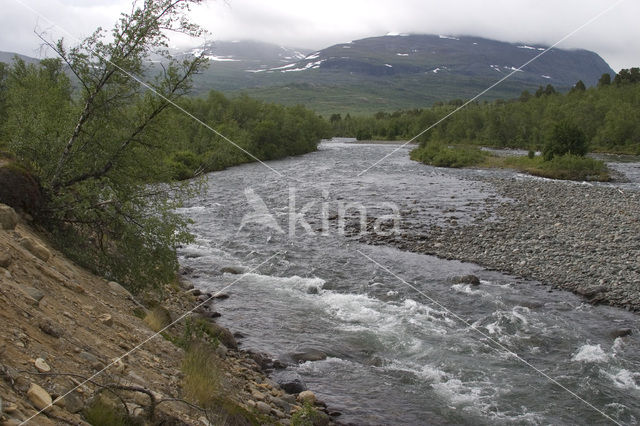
{"left": 181, "top": 342, "right": 265, "bottom": 425}
{"left": 181, "top": 342, "right": 222, "bottom": 407}
{"left": 410, "top": 143, "right": 487, "bottom": 168}
{"left": 143, "top": 306, "right": 172, "bottom": 332}
{"left": 291, "top": 402, "right": 327, "bottom": 426}
{"left": 83, "top": 394, "right": 139, "bottom": 426}
{"left": 503, "top": 154, "right": 610, "bottom": 181}
{"left": 410, "top": 144, "right": 611, "bottom": 181}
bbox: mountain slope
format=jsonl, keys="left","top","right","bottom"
{"left": 188, "top": 34, "right": 614, "bottom": 114}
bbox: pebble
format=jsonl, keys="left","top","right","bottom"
{"left": 365, "top": 178, "right": 640, "bottom": 311}
{"left": 34, "top": 358, "right": 50, "bottom": 373}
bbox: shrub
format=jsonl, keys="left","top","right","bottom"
{"left": 181, "top": 343, "right": 222, "bottom": 408}
{"left": 410, "top": 143, "right": 486, "bottom": 168}
{"left": 291, "top": 402, "right": 328, "bottom": 426}
{"left": 543, "top": 121, "right": 588, "bottom": 160}
{"left": 143, "top": 306, "right": 172, "bottom": 332}
{"left": 505, "top": 154, "right": 609, "bottom": 181}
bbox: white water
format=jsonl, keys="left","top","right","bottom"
{"left": 179, "top": 141, "right": 640, "bottom": 424}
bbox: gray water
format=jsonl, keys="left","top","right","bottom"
{"left": 178, "top": 141, "right": 640, "bottom": 425}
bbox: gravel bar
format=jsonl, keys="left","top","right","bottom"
{"left": 366, "top": 176, "right": 640, "bottom": 311}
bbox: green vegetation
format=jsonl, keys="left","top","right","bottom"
{"left": 504, "top": 154, "right": 610, "bottom": 181}
{"left": 291, "top": 402, "right": 326, "bottom": 426}
{"left": 409, "top": 142, "right": 486, "bottom": 168}
{"left": 181, "top": 342, "right": 222, "bottom": 407}
{"left": 333, "top": 69, "right": 640, "bottom": 155}
{"left": 0, "top": 0, "right": 327, "bottom": 294}
{"left": 543, "top": 121, "right": 588, "bottom": 160}
{"left": 83, "top": 394, "right": 139, "bottom": 426}
{"left": 143, "top": 306, "right": 172, "bottom": 333}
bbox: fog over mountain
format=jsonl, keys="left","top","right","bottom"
{"left": 0, "top": 0, "right": 638, "bottom": 71}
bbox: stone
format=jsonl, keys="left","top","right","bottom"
{"left": 213, "top": 293, "right": 230, "bottom": 300}
{"left": 0, "top": 205, "right": 18, "bottom": 230}
{"left": 452, "top": 274, "right": 481, "bottom": 285}
{"left": 610, "top": 328, "right": 632, "bottom": 338}
{"left": 291, "top": 348, "right": 327, "bottom": 363}
{"left": 27, "top": 383, "right": 52, "bottom": 411}
{"left": 297, "top": 390, "right": 316, "bottom": 405}
{"left": 0, "top": 251, "right": 11, "bottom": 268}
{"left": 79, "top": 351, "right": 103, "bottom": 370}
{"left": 307, "top": 286, "right": 319, "bottom": 295}
{"left": 220, "top": 265, "right": 247, "bottom": 275}
{"left": 20, "top": 238, "right": 50, "bottom": 262}
{"left": 34, "top": 358, "right": 50, "bottom": 373}
{"left": 39, "top": 322, "right": 62, "bottom": 338}
{"left": 24, "top": 287, "right": 45, "bottom": 303}
{"left": 62, "top": 392, "right": 84, "bottom": 414}
{"left": 107, "top": 281, "right": 132, "bottom": 298}
{"left": 3, "top": 401, "right": 18, "bottom": 413}
{"left": 271, "top": 397, "right": 291, "bottom": 413}
{"left": 274, "top": 371, "right": 307, "bottom": 394}
{"left": 98, "top": 313, "right": 113, "bottom": 327}
{"left": 576, "top": 285, "right": 607, "bottom": 298}
{"left": 255, "top": 401, "right": 272, "bottom": 414}
{"left": 215, "top": 343, "right": 228, "bottom": 359}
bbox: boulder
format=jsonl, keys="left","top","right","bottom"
{"left": 20, "top": 238, "right": 50, "bottom": 262}
{"left": 220, "top": 265, "right": 247, "bottom": 275}
{"left": 452, "top": 274, "right": 481, "bottom": 285}
{"left": 297, "top": 390, "right": 316, "bottom": 405}
{"left": 0, "top": 251, "right": 11, "bottom": 268}
{"left": 291, "top": 348, "right": 327, "bottom": 363}
{"left": 206, "top": 322, "right": 237, "bottom": 350}
{"left": 27, "top": 383, "right": 52, "bottom": 411}
{"left": 273, "top": 370, "right": 307, "bottom": 394}
{"left": 610, "top": 328, "right": 632, "bottom": 338}
{"left": 0, "top": 204, "right": 18, "bottom": 230}
{"left": 0, "top": 164, "right": 42, "bottom": 215}
{"left": 255, "top": 401, "right": 272, "bottom": 415}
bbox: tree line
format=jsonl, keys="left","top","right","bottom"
{"left": 331, "top": 68, "right": 640, "bottom": 155}
{"left": 0, "top": 0, "right": 328, "bottom": 293}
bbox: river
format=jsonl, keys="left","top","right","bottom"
{"left": 177, "top": 140, "right": 640, "bottom": 425}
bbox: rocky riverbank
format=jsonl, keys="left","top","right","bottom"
{"left": 363, "top": 176, "right": 640, "bottom": 311}
{"left": 0, "top": 204, "right": 337, "bottom": 425}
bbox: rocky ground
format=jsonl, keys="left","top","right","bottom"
{"left": 363, "top": 176, "right": 640, "bottom": 311}
{"left": 0, "top": 204, "right": 338, "bottom": 425}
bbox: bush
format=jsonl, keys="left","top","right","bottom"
{"left": 291, "top": 402, "right": 328, "bottom": 426}
{"left": 143, "top": 306, "right": 172, "bottom": 332}
{"left": 181, "top": 343, "right": 222, "bottom": 408}
{"left": 410, "top": 143, "right": 486, "bottom": 168}
{"left": 505, "top": 154, "right": 609, "bottom": 181}
{"left": 543, "top": 121, "right": 588, "bottom": 161}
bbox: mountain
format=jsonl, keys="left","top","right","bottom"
{"left": 0, "top": 51, "right": 40, "bottom": 65}
{"left": 1, "top": 35, "right": 616, "bottom": 116}
{"left": 187, "top": 34, "right": 615, "bottom": 115}
{"left": 181, "top": 40, "right": 311, "bottom": 68}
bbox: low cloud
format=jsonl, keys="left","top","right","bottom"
{"left": 1, "top": 0, "right": 637, "bottom": 71}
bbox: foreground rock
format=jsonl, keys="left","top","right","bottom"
{"left": 0, "top": 214, "right": 339, "bottom": 425}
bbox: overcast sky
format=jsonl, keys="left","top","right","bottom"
{"left": 1, "top": 0, "right": 638, "bottom": 71}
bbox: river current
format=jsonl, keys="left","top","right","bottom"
{"left": 177, "top": 141, "right": 639, "bottom": 425}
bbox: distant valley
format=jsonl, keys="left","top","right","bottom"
{"left": 1, "top": 34, "right": 615, "bottom": 115}
{"left": 183, "top": 34, "right": 614, "bottom": 114}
